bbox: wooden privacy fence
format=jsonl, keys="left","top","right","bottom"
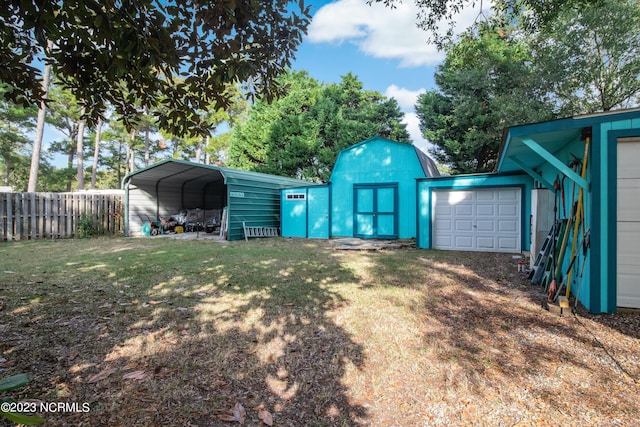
{"left": 0, "top": 191, "right": 124, "bottom": 241}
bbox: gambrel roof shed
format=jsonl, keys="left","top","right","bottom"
{"left": 281, "top": 136, "right": 439, "bottom": 240}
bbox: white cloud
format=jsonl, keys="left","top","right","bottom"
{"left": 382, "top": 84, "right": 432, "bottom": 154}
{"left": 308, "top": 0, "right": 491, "bottom": 67}
{"left": 384, "top": 84, "right": 425, "bottom": 111}
{"left": 403, "top": 112, "right": 433, "bottom": 153}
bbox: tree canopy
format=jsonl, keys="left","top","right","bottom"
{"left": 414, "top": 0, "right": 640, "bottom": 174}
{"left": 368, "top": 0, "right": 605, "bottom": 47}
{"left": 228, "top": 71, "right": 411, "bottom": 182}
{"left": 416, "top": 22, "right": 556, "bottom": 173}
{"left": 531, "top": 0, "right": 640, "bottom": 114}
{"left": 0, "top": 0, "right": 311, "bottom": 136}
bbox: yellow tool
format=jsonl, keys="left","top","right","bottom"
{"left": 565, "top": 133, "right": 590, "bottom": 298}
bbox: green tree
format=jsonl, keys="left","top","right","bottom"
{"left": 311, "top": 73, "right": 410, "bottom": 181}
{"left": 0, "top": 0, "right": 310, "bottom": 137}
{"left": 531, "top": 0, "right": 640, "bottom": 114}
{"left": 229, "top": 71, "right": 410, "bottom": 182}
{"left": 99, "top": 124, "right": 130, "bottom": 186}
{"left": 0, "top": 86, "right": 37, "bottom": 188}
{"left": 416, "top": 23, "right": 556, "bottom": 173}
{"left": 228, "top": 70, "right": 322, "bottom": 175}
{"left": 27, "top": 51, "right": 52, "bottom": 192}
{"left": 98, "top": 119, "right": 161, "bottom": 184}
{"left": 198, "top": 84, "right": 248, "bottom": 164}
{"left": 90, "top": 118, "right": 104, "bottom": 189}
{"left": 45, "top": 82, "right": 84, "bottom": 191}
{"left": 369, "top": 0, "right": 604, "bottom": 48}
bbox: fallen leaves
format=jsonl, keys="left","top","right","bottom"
{"left": 214, "top": 403, "right": 274, "bottom": 425}
{"left": 217, "top": 402, "right": 246, "bottom": 423}
{"left": 87, "top": 363, "right": 147, "bottom": 383}
{"left": 122, "top": 370, "right": 147, "bottom": 380}
{"left": 258, "top": 409, "right": 274, "bottom": 426}
{"left": 87, "top": 368, "right": 117, "bottom": 383}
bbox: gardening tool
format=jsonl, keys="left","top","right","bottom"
{"left": 566, "top": 129, "right": 591, "bottom": 298}
{"left": 548, "top": 177, "right": 560, "bottom": 302}
{"left": 554, "top": 226, "right": 590, "bottom": 302}
{"left": 561, "top": 175, "right": 567, "bottom": 218}
{"left": 553, "top": 201, "right": 577, "bottom": 287}
{"left": 573, "top": 229, "right": 591, "bottom": 309}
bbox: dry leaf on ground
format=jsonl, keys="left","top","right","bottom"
{"left": 122, "top": 362, "right": 138, "bottom": 370}
{"left": 122, "top": 370, "right": 147, "bottom": 380}
{"left": 258, "top": 409, "right": 273, "bottom": 426}
{"left": 87, "top": 368, "right": 117, "bottom": 383}
{"left": 217, "top": 402, "right": 246, "bottom": 423}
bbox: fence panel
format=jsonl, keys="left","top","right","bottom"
{"left": 0, "top": 191, "right": 124, "bottom": 241}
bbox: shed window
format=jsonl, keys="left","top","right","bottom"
{"left": 286, "top": 193, "right": 306, "bottom": 200}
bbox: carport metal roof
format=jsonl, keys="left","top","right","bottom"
{"left": 122, "top": 158, "right": 310, "bottom": 189}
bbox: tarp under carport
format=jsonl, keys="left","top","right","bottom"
{"left": 122, "top": 159, "right": 308, "bottom": 240}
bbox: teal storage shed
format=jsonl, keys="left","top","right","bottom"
{"left": 418, "top": 108, "right": 640, "bottom": 313}
{"left": 331, "top": 137, "right": 439, "bottom": 238}
{"left": 417, "top": 173, "right": 534, "bottom": 253}
{"left": 123, "top": 159, "right": 308, "bottom": 241}
{"left": 499, "top": 108, "right": 640, "bottom": 313}
{"left": 281, "top": 185, "right": 331, "bottom": 239}
{"left": 281, "top": 136, "right": 440, "bottom": 240}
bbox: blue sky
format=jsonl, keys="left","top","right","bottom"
{"left": 44, "top": 0, "right": 489, "bottom": 166}
{"left": 289, "top": 0, "right": 488, "bottom": 152}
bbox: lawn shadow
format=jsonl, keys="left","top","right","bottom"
{"left": 0, "top": 238, "right": 367, "bottom": 426}
{"left": 352, "top": 248, "right": 640, "bottom": 415}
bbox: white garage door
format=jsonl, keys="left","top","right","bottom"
{"left": 432, "top": 188, "right": 521, "bottom": 253}
{"left": 617, "top": 138, "right": 640, "bottom": 308}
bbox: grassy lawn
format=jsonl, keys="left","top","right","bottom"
{"left": 1, "top": 237, "right": 639, "bottom": 426}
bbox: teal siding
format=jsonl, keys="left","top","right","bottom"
{"left": 497, "top": 109, "right": 640, "bottom": 313}
{"left": 280, "top": 185, "right": 330, "bottom": 238}
{"left": 416, "top": 173, "right": 534, "bottom": 250}
{"left": 308, "top": 186, "right": 330, "bottom": 238}
{"left": 226, "top": 178, "right": 286, "bottom": 241}
{"left": 330, "top": 137, "right": 426, "bottom": 238}
{"left": 599, "top": 119, "right": 640, "bottom": 312}
{"left": 281, "top": 188, "right": 308, "bottom": 238}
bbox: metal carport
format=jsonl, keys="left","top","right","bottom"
{"left": 122, "top": 159, "right": 308, "bottom": 241}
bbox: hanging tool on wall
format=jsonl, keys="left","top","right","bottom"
{"left": 554, "top": 226, "right": 591, "bottom": 302}
{"left": 561, "top": 175, "right": 567, "bottom": 218}
{"left": 548, "top": 176, "right": 561, "bottom": 302}
{"left": 572, "top": 228, "right": 591, "bottom": 309}
{"left": 565, "top": 127, "right": 591, "bottom": 299}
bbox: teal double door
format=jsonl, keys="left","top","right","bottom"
{"left": 353, "top": 183, "right": 398, "bottom": 239}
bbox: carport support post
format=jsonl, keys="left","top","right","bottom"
{"left": 123, "top": 178, "right": 131, "bottom": 236}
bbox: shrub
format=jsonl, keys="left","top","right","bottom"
{"left": 77, "top": 215, "right": 100, "bottom": 238}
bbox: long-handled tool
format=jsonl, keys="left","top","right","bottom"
{"left": 573, "top": 230, "right": 591, "bottom": 309}
{"left": 566, "top": 129, "right": 591, "bottom": 298}
{"left": 554, "top": 201, "right": 577, "bottom": 283}
{"left": 554, "top": 227, "right": 590, "bottom": 301}
{"left": 561, "top": 175, "right": 567, "bottom": 218}
{"left": 548, "top": 177, "right": 561, "bottom": 302}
